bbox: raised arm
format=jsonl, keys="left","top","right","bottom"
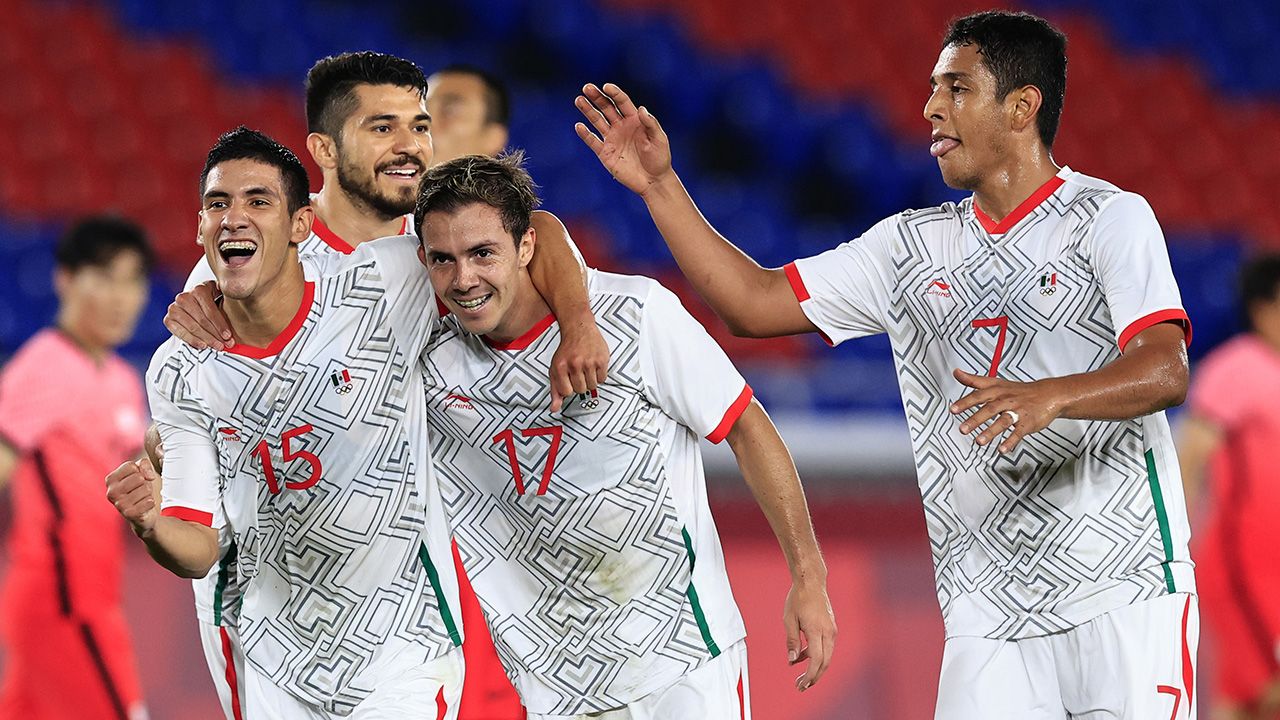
{"left": 527, "top": 210, "right": 610, "bottom": 411}
{"left": 724, "top": 399, "right": 835, "bottom": 691}
{"left": 105, "top": 458, "right": 218, "bottom": 578}
{"left": 575, "top": 83, "right": 815, "bottom": 338}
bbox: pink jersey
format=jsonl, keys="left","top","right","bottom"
{"left": 0, "top": 329, "right": 147, "bottom": 619}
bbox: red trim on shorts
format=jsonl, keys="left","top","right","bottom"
{"left": 484, "top": 313, "right": 556, "bottom": 351}
{"left": 161, "top": 506, "right": 214, "bottom": 527}
{"left": 707, "top": 385, "right": 754, "bottom": 444}
{"left": 737, "top": 671, "right": 746, "bottom": 719}
{"left": 973, "top": 174, "right": 1065, "bottom": 235}
{"left": 1118, "top": 309, "right": 1192, "bottom": 352}
{"left": 435, "top": 686, "right": 447, "bottom": 720}
{"left": 311, "top": 217, "right": 357, "bottom": 254}
{"left": 1181, "top": 594, "right": 1194, "bottom": 708}
{"left": 220, "top": 627, "right": 244, "bottom": 720}
{"left": 225, "top": 282, "right": 315, "bottom": 359}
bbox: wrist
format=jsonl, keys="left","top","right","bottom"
{"left": 790, "top": 557, "right": 828, "bottom": 587}
{"left": 639, "top": 170, "right": 682, "bottom": 205}
{"left": 1040, "top": 377, "right": 1073, "bottom": 419}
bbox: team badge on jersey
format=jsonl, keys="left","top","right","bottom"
{"left": 1038, "top": 272, "right": 1059, "bottom": 295}
{"left": 1024, "top": 267, "right": 1070, "bottom": 322}
{"left": 330, "top": 368, "right": 354, "bottom": 395}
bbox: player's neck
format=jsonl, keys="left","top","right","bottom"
{"left": 486, "top": 277, "right": 551, "bottom": 346}
{"left": 312, "top": 184, "right": 406, "bottom": 249}
{"left": 223, "top": 262, "right": 308, "bottom": 349}
{"left": 972, "top": 151, "right": 1061, "bottom": 224}
{"left": 52, "top": 317, "right": 109, "bottom": 364}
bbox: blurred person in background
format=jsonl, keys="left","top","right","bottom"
{"left": 1179, "top": 255, "right": 1280, "bottom": 720}
{"left": 427, "top": 64, "right": 511, "bottom": 164}
{"left": 0, "top": 216, "right": 153, "bottom": 720}
{"left": 577, "top": 9, "right": 1196, "bottom": 719}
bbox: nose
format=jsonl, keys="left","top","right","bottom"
{"left": 923, "top": 88, "right": 946, "bottom": 124}
{"left": 222, "top": 199, "right": 251, "bottom": 230}
{"left": 453, "top": 257, "right": 479, "bottom": 293}
{"left": 393, "top": 126, "right": 431, "bottom": 163}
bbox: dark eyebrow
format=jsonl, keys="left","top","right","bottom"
{"left": 930, "top": 71, "right": 972, "bottom": 87}
{"left": 365, "top": 112, "right": 433, "bottom": 125}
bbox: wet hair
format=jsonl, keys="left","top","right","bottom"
{"left": 415, "top": 150, "right": 540, "bottom": 242}
{"left": 943, "top": 10, "right": 1068, "bottom": 149}
{"left": 199, "top": 126, "right": 311, "bottom": 214}
{"left": 55, "top": 216, "right": 154, "bottom": 273}
{"left": 1240, "top": 254, "right": 1280, "bottom": 330}
{"left": 306, "top": 51, "right": 429, "bottom": 139}
{"left": 433, "top": 64, "right": 511, "bottom": 127}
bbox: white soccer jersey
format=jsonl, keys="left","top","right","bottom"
{"left": 422, "top": 271, "right": 751, "bottom": 715}
{"left": 787, "top": 167, "right": 1194, "bottom": 641}
{"left": 151, "top": 235, "right": 458, "bottom": 714}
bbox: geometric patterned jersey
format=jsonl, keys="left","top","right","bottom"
{"left": 422, "top": 271, "right": 751, "bottom": 715}
{"left": 787, "top": 167, "right": 1195, "bottom": 640}
{"left": 180, "top": 214, "right": 413, "bottom": 630}
{"left": 154, "top": 235, "right": 458, "bottom": 714}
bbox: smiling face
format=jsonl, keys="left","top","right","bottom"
{"left": 198, "top": 159, "right": 311, "bottom": 300}
{"left": 334, "top": 83, "right": 434, "bottom": 219}
{"left": 923, "top": 43, "right": 1015, "bottom": 191}
{"left": 422, "top": 202, "right": 535, "bottom": 339}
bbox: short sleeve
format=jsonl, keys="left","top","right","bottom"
{"left": 1089, "top": 193, "right": 1192, "bottom": 352}
{"left": 639, "top": 282, "right": 753, "bottom": 444}
{"left": 147, "top": 349, "right": 224, "bottom": 529}
{"left": 184, "top": 255, "right": 216, "bottom": 292}
{"left": 0, "top": 339, "right": 71, "bottom": 452}
{"left": 1188, "top": 344, "right": 1251, "bottom": 430}
{"left": 786, "top": 216, "right": 897, "bottom": 346}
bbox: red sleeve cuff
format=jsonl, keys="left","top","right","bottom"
{"left": 706, "top": 384, "right": 754, "bottom": 444}
{"left": 1118, "top": 309, "right": 1192, "bottom": 352}
{"left": 161, "top": 506, "right": 214, "bottom": 527}
{"left": 783, "top": 262, "right": 834, "bottom": 346}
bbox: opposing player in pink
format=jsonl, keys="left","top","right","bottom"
{"left": 1180, "top": 255, "right": 1280, "bottom": 720}
{"left": 0, "top": 217, "right": 153, "bottom": 720}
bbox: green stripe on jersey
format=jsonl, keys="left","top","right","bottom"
{"left": 1145, "top": 449, "right": 1177, "bottom": 593}
{"left": 682, "top": 526, "right": 721, "bottom": 658}
{"left": 213, "top": 541, "right": 238, "bottom": 626}
{"left": 419, "top": 543, "right": 462, "bottom": 647}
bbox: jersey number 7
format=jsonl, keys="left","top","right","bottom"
{"left": 493, "top": 426, "right": 564, "bottom": 496}
{"left": 253, "top": 424, "right": 323, "bottom": 495}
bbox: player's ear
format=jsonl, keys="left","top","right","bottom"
{"left": 1009, "top": 85, "right": 1042, "bottom": 135}
{"left": 482, "top": 125, "right": 509, "bottom": 157}
{"left": 52, "top": 266, "right": 71, "bottom": 301}
{"left": 517, "top": 225, "right": 536, "bottom": 268}
{"left": 307, "top": 132, "right": 339, "bottom": 171}
{"left": 290, "top": 205, "right": 315, "bottom": 245}
{"left": 417, "top": 242, "right": 428, "bottom": 268}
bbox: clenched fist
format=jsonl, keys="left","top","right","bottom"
{"left": 105, "top": 458, "right": 161, "bottom": 537}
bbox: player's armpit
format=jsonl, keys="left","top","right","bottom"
{"left": 527, "top": 210, "right": 610, "bottom": 412}
{"left": 164, "top": 281, "right": 234, "bottom": 350}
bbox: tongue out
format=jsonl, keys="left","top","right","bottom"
{"left": 224, "top": 253, "right": 254, "bottom": 269}
{"left": 931, "top": 138, "right": 960, "bottom": 158}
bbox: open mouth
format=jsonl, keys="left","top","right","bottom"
{"left": 453, "top": 293, "right": 492, "bottom": 312}
{"left": 218, "top": 239, "right": 258, "bottom": 268}
{"left": 930, "top": 135, "right": 960, "bottom": 158}
{"left": 381, "top": 164, "right": 422, "bottom": 183}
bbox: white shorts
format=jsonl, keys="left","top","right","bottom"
{"left": 528, "top": 639, "right": 750, "bottom": 720}
{"left": 241, "top": 647, "right": 464, "bottom": 720}
{"left": 936, "top": 593, "right": 1199, "bottom": 720}
{"left": 197, "top": 620, "right": 246, "bottom": 720}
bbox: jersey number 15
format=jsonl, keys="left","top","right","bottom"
{"left": 253, "top": 424, "right": 323, "bottom": 494}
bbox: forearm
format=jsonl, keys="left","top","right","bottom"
{"left": 136, "top": 516, "right": 218, "bottom": 579}
{"left": 640, "top": 174, "right": 793, "bottom": 337}
{"left": 726, "top": 402, "right": 826, "bottom": 584}
{"left": 528, "top": 210, "right": 591, "bottom": 324}
{"left": 1046, "top": 338, "right": 1188, "bottom": 422}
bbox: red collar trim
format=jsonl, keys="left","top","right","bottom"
{"left": 484, "top": 313, "right": 556, "bottom": 351}
{"left": 225, "top": 281, "right": 315, "bottom": 359}
{"left": 311, "top": 217, "right": 356, "bottom": 254}
{"left": 398, "top": 215, "right": 410, "bottom": 235}
{"left": 974, "top": 173, "right": 1066, "bottom": 235}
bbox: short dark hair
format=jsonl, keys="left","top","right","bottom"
{"left": 943, "top": 11, "right": 1068, "bottom": 149}
{"left": 415, "top": 151, "right": 540, "bottom": 242}
{"left": 306, "top": 52, "right": 429, "bottom": 139}
{"left": 200, "top": 126, "right": 311, "bottom": 214}
{"left": 433, "top": 64, "right": 511, "bottom": 127}
{"left": 55, "top": 216, "right": 154, "bottom": 273}
{"left": 1240, "top": 254, "right": 1280, "bottom": 330}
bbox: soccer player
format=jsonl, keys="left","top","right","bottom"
{"left": 1179, "top": 256, "right": 1280, "bottom": 720}
{"left": 575, "top": 10, "right": 1196, "bottom": 720}
{"left": 0, "top": 217, "right": 153, "bottom": 720}
{"left": 156, "top": 52, "right": 604, "bottom": 719}
{"left": 426, "top": 64, "right": 511, "bottom": 164}
{"left": 416, "top": 152, "right": 836, "bottom": 719}
{"left": 108, "top": 127, "right": 469, "bottom": 718}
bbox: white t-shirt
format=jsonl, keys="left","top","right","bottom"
{"left": 787, "top": 167, "right": 1194, "bottom": 640}
{"left": 151, "top": 235, "right": 455, "bottom": 714}
{"left": 422, "top": 271, "right": 750, "bottom": 715}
